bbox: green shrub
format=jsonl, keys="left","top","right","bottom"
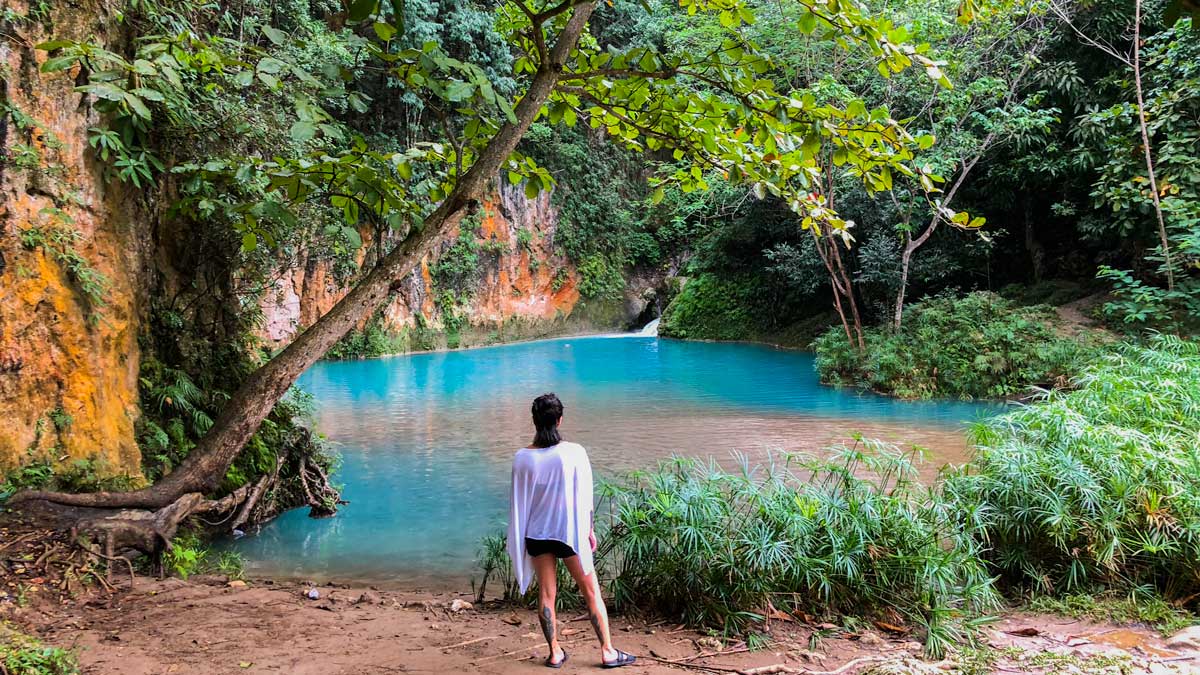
{"left": 162, "top": 531, "right": 246, "bottom": 581}
{"left": 473, "top": 533, "right": 581, "bottom": 609}
{"left": 576, "top": 254, "right": 626, "bottom": 300}
{"left": 325, "top": 315, "right": 410, "bottom": 359}
{"left": 0, "top": 458, "right": 55, "bottom": 501}
{"left": 600, "top": 443, "right": 999, "bottom": 658}
{"left": 944, "top": 335, "right": 1200, "bottom": 600}
{"left": 813, "top": 292, "right": 1101, "bottom": 399}
{"left": 1, "top": 624, "right": 79, "bottom": 675}
{"left": 659, "top": 274, "right": 760, "bottom": 341}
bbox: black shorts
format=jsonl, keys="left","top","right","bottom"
{"left": 525, "top": 538, "right": 577, "bottom": 559}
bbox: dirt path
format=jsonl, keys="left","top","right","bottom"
{"left": 4, "top": 574, "right": 1198, "bottom": 674}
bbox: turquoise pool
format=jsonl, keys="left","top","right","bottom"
{"left": 228, "top": 335, "right": 997, "bottom": 586}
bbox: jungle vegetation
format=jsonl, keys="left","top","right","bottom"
{"left": 2, "top": 0, "right": 1199, "bottom": 658}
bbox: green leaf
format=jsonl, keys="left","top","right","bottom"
{"left": 42, "top": 56, "right": 79, "bottom": 73}
{"left": 262, "top": 25, "right": 288, "bottom": 45}
{"left": 290, "top": 121, "right": 316, "bottom": 142}
{"left": 123, "top": 93, "right": 152, "bottom": 120}
{"left": 916, "top": 134, "right": 936, "bottom": 150}
{"left": 445, "top": 81, "right": 474, "bottom": 102}
{"left": 130, "top": 87, "right": 165, "bottom": 102}
{"left": 798, "top": 12, "right": 817, "bottom": 34}
{"left": 649, "top": 186, "right": 665, "bottom": 205}
{"left": 507, "top": 171, "right": 523, "bottom": 185}
{"left": 347, "top": 92, "right": 370, "bottom": 113}
{"left": 524, "top": 180, "right": 540, "bottom": 199}
{"left": 36, "top": 40, "right": 74, "bottom": 51}
{"left": 373, "top": 21, "right": 397, "bottom": 41}
{"left": 347, "top": 0, "right": 376, "bottom": 22}
{"left": 241, "top": 232, "right": 258, "bottom": 251}
{"left": 77, "top": 82, "right": 126, "bottom": 102}
{"left": 257, "top": 57, "right": 285, "bottom": 74}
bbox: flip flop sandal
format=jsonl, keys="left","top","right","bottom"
{"left": 545, "top": 649, "right": 568, "bottom": 669}
{"left": 602, "top": 650, "right": 636, "bottom": 668}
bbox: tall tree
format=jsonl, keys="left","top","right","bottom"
{"left": 1051, "top": 0, "right": 1177, "bottom": 290}
{"left": 14, "top": 0, "right": 943, "bottom": 525}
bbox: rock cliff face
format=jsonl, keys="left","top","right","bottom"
{"left": 0, "top": 3, "right": 644, "bottom": 479}
{"left": 256, "top": 180, "right": 598, "bottom": 348}
{"left": 0, "top": 1, "right": 148, "bottom": 475}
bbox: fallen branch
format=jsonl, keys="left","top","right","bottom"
{"left": 471, "top": 637, "right": 589, "bottom": 665}
{"left": 741, "top": 656, "right": 892, "bottom": 675}
{"left": 441, "top": 635, "right": 502, "bottom": 650}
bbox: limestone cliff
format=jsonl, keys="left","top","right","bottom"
{"left": 256, "top": 180, "right": 610, "bottom": 349}
{"left": 0, "top": 1, "right": 147, "bottom": 475}
{"left": 0, "top": 2, "right": 652, "bottom": 481}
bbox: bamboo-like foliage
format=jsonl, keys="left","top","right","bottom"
{"left": 944, "top": 334, "right": 1200, "bottom": 599}
{"left": 598, "top": 441, "right": 1000, "bottom": 658}
{"left": 477, "top": 336, "right": 1200, "bottom": 658}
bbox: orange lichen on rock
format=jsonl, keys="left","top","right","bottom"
{"left": 1, "top": 2, "right": 146, "bottom": 476}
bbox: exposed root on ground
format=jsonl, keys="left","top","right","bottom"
{"left": 3, "top": 431, "right": 342, "bottom": 561}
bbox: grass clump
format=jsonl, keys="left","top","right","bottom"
{"left": 813, "top": 292, "right": 1100, "bottom": 399}
{"left": 599, "top": 441, "right": 999, "bottom": 658}
{"left": 1, "top": 623, "right": 79, "bottom": 675}
{"left": 162, "top": 531, "right": 246, "bottom": 581}
{"left": 1026, "top": 593, "right": 1197, "bottom": 636}
{"left": 943, "top": 334, "right": 1200, "bottom": 600}
{"left": 473, "top": 533, "right": 582, "bottom": 610}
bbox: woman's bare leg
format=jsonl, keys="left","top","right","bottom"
{"left": 532, "top": 554, "right": 565, "bottom": 665}
{"left": 563, "top": 556, "right": 619, "bottom": 662}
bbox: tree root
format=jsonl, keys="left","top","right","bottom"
{"left": 231, "top": 453, "right": 285, "bottom": 533}
{"left": 298, "top": 455, "right": 345, "bottom": 518}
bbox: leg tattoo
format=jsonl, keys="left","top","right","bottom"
{"left": 589, "top": 611, "right": 603, "bottom": 643}
{"left": 540, "top": 606, "right": 555, "bottom": 645}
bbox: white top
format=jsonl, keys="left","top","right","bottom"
{"left": 507, "top": 441, "right": 595, "bottom": 594}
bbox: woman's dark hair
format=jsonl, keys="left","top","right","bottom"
{"left": 531, "top": 393, "right": 564, "bottom": 447}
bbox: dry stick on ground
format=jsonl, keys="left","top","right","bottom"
{"left": 645, "top": 655, "right": 894, "bottom": 675}
{"left": 440, "top": 635, "right": 503, "bottom": 650}
{"left": 470, "top": 637, "right": 590, "bottom": 665}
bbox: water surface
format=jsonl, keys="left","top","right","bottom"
{"left": 231, "top": 336, "right": 996, "bottom": 585}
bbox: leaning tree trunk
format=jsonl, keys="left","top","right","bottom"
{"left": 11, "top": 1, "right": 599, "bottom": 511}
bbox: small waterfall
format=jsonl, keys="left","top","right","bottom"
{"left": 639, "top": 318, "right": 661, "bottom": 336}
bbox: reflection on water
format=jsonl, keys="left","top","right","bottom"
{"left": 229, "top": 336, "right": 998, "bottom": 586}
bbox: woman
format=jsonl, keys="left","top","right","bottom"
{"left": 508, "top": 393, "right": 636, "bottom": 669}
